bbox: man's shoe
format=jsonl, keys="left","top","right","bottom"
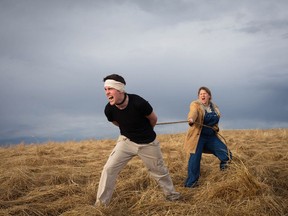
{"left": 166, "top": 192, "right": 181, "bottom": 201}
{"left": 94, "top": 200, "right": 107, "bottom": 208}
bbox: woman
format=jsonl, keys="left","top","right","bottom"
{"left": 183, "top": 86, "right": 232, "bottom": 187}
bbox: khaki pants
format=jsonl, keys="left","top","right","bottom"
{"left": 96, "top": 135, "right": 177, "bottom": 205}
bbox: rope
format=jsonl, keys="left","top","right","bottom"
{"left": 156, "top": 120, "right": 213, "bottom": 129}
{"left": 156, "top": 119, "right": 231, "bottom": 160}
{"left": 156, "top": 119, "right": 229, "bottom": 150}
{"left": 156, "top": 120, "right": 188, "bottom": 125}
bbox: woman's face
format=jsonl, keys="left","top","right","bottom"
{"left": 198, "top": 89, "right": 211, "bottom": 106}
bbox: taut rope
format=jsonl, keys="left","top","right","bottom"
{"left": 156, "top": 120, "right": 229, "bottom": 149}
{"left": 156, "top": 120, "right": 188, "bottom": 125}
{"left": 156, "top": 120, "right": 214, "bottom": 129}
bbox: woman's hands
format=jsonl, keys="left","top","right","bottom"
{"left": 188, "top": 118, "right": 194, "bottom": 126}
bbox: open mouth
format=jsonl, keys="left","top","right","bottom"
{"left": 108, "top": 96, "right": 114, "bottom": 101}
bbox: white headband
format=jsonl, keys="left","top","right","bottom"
{"left": 104, "top": 79, "right": 125, "bottom": 92}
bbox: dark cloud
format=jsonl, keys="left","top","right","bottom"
{"left": 1, "top": 0, "right": 288, "bottom": 145}
{"left": 238, "top": 20, "right": 288, "bottom": 34}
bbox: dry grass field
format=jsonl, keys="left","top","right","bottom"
{"left": 0, "top": 129, "right": 287, "bottom": 216}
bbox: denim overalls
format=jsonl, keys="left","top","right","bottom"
{"left": 185, "top": 104, "right": 232, "bottom": 187}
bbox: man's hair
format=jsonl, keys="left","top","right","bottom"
{"left": 103, "top": 74, "right": 126, "bottom": 85}
{"left": 198, "top": 86, "right": 212, "bottom": 98}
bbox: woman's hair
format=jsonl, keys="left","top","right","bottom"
{"left": 103, "top": 74, "right": 126, "bottom": 85}
{"left": 198, "top": 86, "right": 212, "bottom": 98}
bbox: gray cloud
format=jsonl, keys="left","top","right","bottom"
{"left": 1, "top": 0, "right": 288, "bottom": 145}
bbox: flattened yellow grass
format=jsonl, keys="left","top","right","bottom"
{"left": 0, "top": 129, "right": 287, "bottom": 215}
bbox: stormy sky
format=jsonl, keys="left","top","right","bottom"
{"left": 1, "top": 0, "right": 288, "bottom": 144}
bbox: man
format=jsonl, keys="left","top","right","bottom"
{"left": 95, "top": 74, "right": 180, "bottom": 206}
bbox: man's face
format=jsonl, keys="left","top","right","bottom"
{"left": 104, "top": 86, "right": 122, "bottom": 105}
{"left": 198, "top": 89, "right": 211, "bottom": 105}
